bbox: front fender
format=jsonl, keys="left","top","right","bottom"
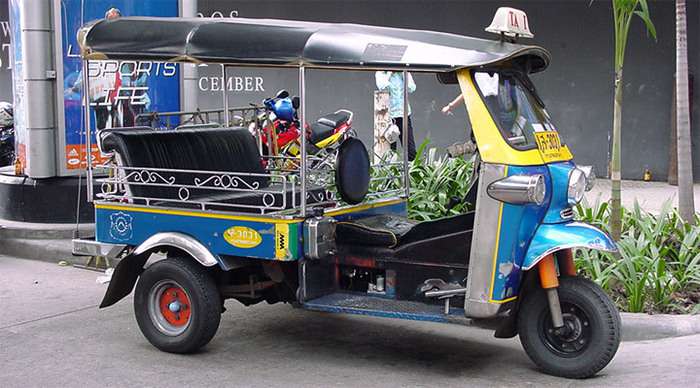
{"left": 522, "top": 222, "right": 617, "bottom": 270}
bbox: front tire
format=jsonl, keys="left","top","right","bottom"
{"left": 518, "top": 276, "right": 620, "bottom": 379}
{"left": 134, "top": 256, "right": 222, "bottom": 353}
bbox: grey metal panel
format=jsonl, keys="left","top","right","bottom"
{"left": 18, "top": 0, "right": 56, "bottom": 178}
{"left": 19, "top": 31, "right": 52, "bottom": 79}
{"left": 22, "top": 81, "right": 55, "bottom": 128}
{"left": 464, "top": 162, "right": 507, "bottom": 319}
{"left": 19, "top": 0, "right": 51, "bottom": 30}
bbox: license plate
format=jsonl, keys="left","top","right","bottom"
{"left": 534, "top": 131, "right": 564, "bottom": 160}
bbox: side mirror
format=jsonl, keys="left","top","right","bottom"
{"left": 263, "top": 98, "right": 274, "bottom": 109}
{"left": 276, "top": 89, "right": 289, "bottom": 99}
{"left": 292, "top": 96, "right": 300, "bottom": 110}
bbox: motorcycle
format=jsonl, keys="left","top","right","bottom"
{"left": 0, "top": 102, "right": 14, "bottom": 167}
{"left": 253, "top": 90, "right": 354, "bottom": 158}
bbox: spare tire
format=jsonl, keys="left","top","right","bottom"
{"left": 334, "top": 137, "right": 370, "bottom": 204}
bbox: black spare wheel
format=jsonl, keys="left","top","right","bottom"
{"left": 335, "top": 137, "right": 370, "bottom": 204}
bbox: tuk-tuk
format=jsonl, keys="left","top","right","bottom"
{"left": 73, "top": 8, "right": 620, "bottom": 379}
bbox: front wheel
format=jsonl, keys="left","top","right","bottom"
{"left": 134, "top": 256, "right": 222, "bottom": 353}
{"left": 518, "top": 276, "right": 620, "bottom": 379}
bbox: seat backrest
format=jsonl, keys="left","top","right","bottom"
{"left": 101, "top": 127, "right": 268, "bottom": 200}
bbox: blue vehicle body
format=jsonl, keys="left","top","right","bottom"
{"left": 95, "top": 199, "right": 407, "bottom": 262}
{"left": 485, "top": 161, "right": 617, "bottom": 303}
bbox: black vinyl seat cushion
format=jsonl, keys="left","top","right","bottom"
{"left": 336, "top": 212, "right": 474, "bottom": 267}
{"left": 308, "top": 122, "right": 335, "bottom": 145}
{"left": 100, "top": 127, "right": 281, "bottom": 210}
{"left": 336, "top": 211, "right": 474, "bottom": 248}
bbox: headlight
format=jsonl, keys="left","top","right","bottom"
{"left": 567, "top": 168, "right": 586, "bottom": 205}
{"left": 530, "top": 174, "right": 546, "bottom": 205}
{"left": 487, "top": 174, "right": 546, "bottom": 205}
{"left": 578, "top": 165, "right": 596, "bottom": 191}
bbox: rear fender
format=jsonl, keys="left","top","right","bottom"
{"left": 99, "top": 232, "right": 221, "bottom": 308}
{"left": 522, "top": 222, "right": 617, "bottom": 271}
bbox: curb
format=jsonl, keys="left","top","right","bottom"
{"left": 621, "top": 312, "right": 700, "bottom": 341}
{"left": 0, "top": 220, "right": 95, "bottom": 265}
{"left": 0, "top": 219, "right": 94, "bottom": 239}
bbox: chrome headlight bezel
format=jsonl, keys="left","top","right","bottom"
{"left": 567, "top": 168, "right": 586, "bottom": 205}
{"left": 578, "top": 165, "right": 596, "bottom": 191}
{"left": 487, "top": 174, "right": 546, "bottom": 206}
{"left": 528, "top": 174, "right": 547, "bottom": 205}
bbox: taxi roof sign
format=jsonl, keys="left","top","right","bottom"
{"left": 485, "top": 7, "right": 534, "bottom": 39}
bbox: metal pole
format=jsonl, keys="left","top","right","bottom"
{"left": 20, "top": 1, "right": 57, "bottom": 177}
{"left": 221, "top": 64, "right": 229, "bottom": 126}
{"left": 299, "top": 67, "right": 307, "bottom": 216}
{"left": 402, "top": 70, "right": 410, "bottom": 197}
{"left": 179, "top": 0, "right": 199, "bottom": 112}
{"left": 82, "top": 59, "right": 93, "bottom": 201}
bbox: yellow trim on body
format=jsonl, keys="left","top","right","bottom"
{"left": 456, "top": 69, "right": 573, "bottom": 166}
{"left": 325, "top": 198, "right": 406, "bottom": 216}
{"left": 94, "top": 203, "right": 304, "bottom": 224}
{"left": 94, "top": 198, "right": 405, "bottom": 223}
{"left": 493, "top": 296, "right": 518, "bottom": 304}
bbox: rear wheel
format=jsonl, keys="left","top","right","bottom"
{"left": 518, "top": 276, "right": 620, "bottom": 379}
{"left": 134, "top": 256, "right": 221, "bottom": 353}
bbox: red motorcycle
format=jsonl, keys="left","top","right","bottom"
{"left": 256, "top": 90, "right": 354, "bottom": 157}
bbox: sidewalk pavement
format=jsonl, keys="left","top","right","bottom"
{"left": 585, "top": 179, "right": 700, "bottom": 214}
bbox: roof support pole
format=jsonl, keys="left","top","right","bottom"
{"left": 402, "top": 70, "right": 410, "bottom": 198}
{"left": 82, "top": 59, "right": 93, "bottom": 201}
{"left": 299, "top": 66, "right": 307, "bottom": 216}
{"left": 221, "top": 64, "right": 229, "bottom": 125}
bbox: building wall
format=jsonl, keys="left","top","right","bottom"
{"left": 0, "top": 1, "right": 696, "bottom": 181}
{"left": 198, "top": 0, "right": 699, "bottom": 181}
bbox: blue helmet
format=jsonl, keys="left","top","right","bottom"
{"left": 273, "top": 98, "right": 295, "bottom": 121}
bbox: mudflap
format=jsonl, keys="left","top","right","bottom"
{"left": 99, "top": 253, "right": 149, "bottom": 308}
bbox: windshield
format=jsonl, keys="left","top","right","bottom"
{"left": 473, "top": 71, "right": 557, "bottom": 150}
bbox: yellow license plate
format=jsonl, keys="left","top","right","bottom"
{"left": 534, "top": 131, "right": 564, "bottom": 160}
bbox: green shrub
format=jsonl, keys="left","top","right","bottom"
{"left": 406, "top": 140, "right": 473, "bottom": 221}
{"left": 574, "top": 197, "right": 700, "bottom": 314}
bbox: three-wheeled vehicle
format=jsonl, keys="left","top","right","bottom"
{"left": 73, "top": 8, "right": 620, "bottom": 379}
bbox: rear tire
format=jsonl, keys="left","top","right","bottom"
{"left": 134, "top": 256, "right": 221, "bottom": 353}
{"left": 517, "top": 276, "right": 620, "bottom": 379}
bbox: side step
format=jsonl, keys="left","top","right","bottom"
{"left": 303, "top": 293, "right": 472, "bottom": 325}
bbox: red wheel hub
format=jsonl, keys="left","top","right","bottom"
{"left": 158, "top": 286, "right": 191, "bottom": 326}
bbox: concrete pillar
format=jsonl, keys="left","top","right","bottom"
{"left": 180, "top": 0, "right": 198, "bottom": 112}
{"left": 19, "top": 0, "right": 56, "bottom": 178}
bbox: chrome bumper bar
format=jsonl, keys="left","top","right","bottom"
{"left": 72, "top": 239, "right": 127, "bottom": 259}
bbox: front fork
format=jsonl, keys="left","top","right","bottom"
{"left": 538, "top": 250, "right": 576, "bottom": 328}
